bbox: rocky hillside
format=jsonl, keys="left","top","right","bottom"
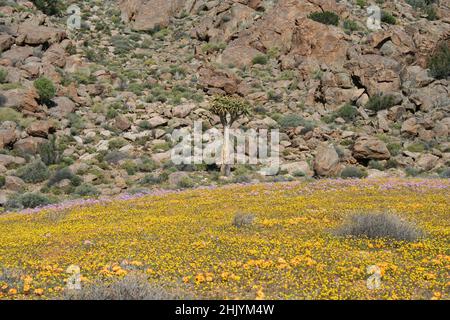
{"left": 0, "top": 0, "right": 449, "bottom": 210}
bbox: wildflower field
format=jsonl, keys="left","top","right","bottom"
{"left": 0, "top": 179, "right": 448, "bottom": 300}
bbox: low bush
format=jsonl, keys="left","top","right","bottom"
{"left": 16, "top": 159, "right": 49, "bottom": 183}
{"left": 0, "top": 68, "right": 7, "bottom": 83}
{"left": 47, "top": 167, "right": 81, "bottom": 187}
{"left": 278, "top": 114, "right": 315, "bottom": 132}
{"left": 0, "top": 175, "right": 5, "bottom": 188}
{"left": 333, "top": 212, "right": 424, "bottom": 241}
{"left": 140, "top": 173, "right": 168, "bottom": 185}
{"left": 34, "top": 77, "right": 56, "bottom": 103}
{"left": 5, "top": 192, "right": 52, "bottom": 210}
{"left": 427, "top": 42, "right": 450, "bottom": 79}
{"left": 64, "top": 272, "right": 186, "bottom": 300}
{"left": 177, "top": 176, "right": 194, "bottom": 189}
{"left": 308, "top": 11, "right": 339, "bottom": 26}
{"left": 340, "top": 167, "right": 367, "bottom": 179}
{"left": 365, "top": 93, "right": 396, "bottom": 112}
{"left": 252, "top": 54, "right": 269, "bottom": 65}
{"left": 31, "top": 0, "right": 65, "bottom": 16}
{"left": 439, "top": 168, "right": 450, "bottom": 178}
{"left": 335, "top": 103, "right": 358, "bottom": 121}
{"left": 232, "top": 213, "right": 256, "bottom": 228}
{"left": 343, "top": 19, "right": 359, "bottom": 33}
{"left": 74, "top": 184, "right": 99, "bottom": 197}
{"left": 381, "top": 11, "right": 396, "bottom": 25}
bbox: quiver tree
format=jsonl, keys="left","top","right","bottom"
{"left": 210, "top": 95, "right": 251, "bottom": 176}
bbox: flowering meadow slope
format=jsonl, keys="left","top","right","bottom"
{"left": 0, "top": 179, "right": 449, "bottom": 300}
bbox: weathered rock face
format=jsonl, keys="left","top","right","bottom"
{"left": 313, "top": 143, "right": 340, "bottom": 177}
{"left": 0, "top": 34, "right": 14, "bottom": 52}
{"left": 26, "top": 120, "right": 54, "bottom": 138}
{"left": 2, "top": 88, "right": 39, "bottom": 112}
{"left": 353, "top": 136, "right": 391, "bottom": 161}
{"left": 219, "top": 0, "right": 348, "bottom": 68}
{"left": 13, "top": 137, "right": 47, "bottom": 155}
{"left": 198, "top": 67, "right": 240, "bottom": 94}
{"left": 115, "top": 115, "right": 132, "bottom": 131}
{"left": 192, "top": 1, "right": 258, "bottom": 43}
{"left": 119, "top": 0, "right": 197, "bottom": 31}
{"left": 345, "top": 54, "right": 402, "bottom": 96}
{"left": 17, "top": 23, "right": 66, "bottom": 45}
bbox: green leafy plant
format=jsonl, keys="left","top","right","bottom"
{"left": 381, "top": 11, "right": 396, "bottom": 24}
{"left": 31, "top": 0, "right": 65, "bottom": 16}
{"left": 34, "top": 77, "right": 56, "bottom": 104}
{"left": 252, "top": 54, "right": 269, "bottom": 65}
{"left": 428, "top": 42, "right": 450, "bottom": 79}
{"left": 365, "top": 93, "right": 396, "bottom": 111}
{"left": 0, "top": 68, "right": 7, "bottom": 83}
{"left": 16, "top": 159, "right": 49, "bottom": 183}
{"left": 308, "top": 11, "right": 339, "bottom": 26}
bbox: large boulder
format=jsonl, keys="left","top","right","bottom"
{"left": 26, "top": 120, "right": 54, "bottom": 138}
{"left": 0, "top": 34, "right": 14, "bottom": 52}
{"left": 281, "top": 161, "right": 314, "bottom": 177}
{"left": 1, "top": 45, "right": 34, "bottom": 64}
{"left": 220, "top": 0, "right": 348, "bottom": 68}
{"left": 17, "top": 23, "right": 66, "bottom": 46}
{"left": 118, "top": 0, "right": 195, "bottom": 31}
{"left": 313, "top": 143, "right": 340, "bottom": 177}
{"left": 2, "top": 88, "right": 39, "bottom": 112}
{"left": 198, "top": 67, "right": 240, "bottom": 94}
{"left": 353, "top": 136, "right": 391, "bottom": 161}
{"left": 13, "top": 137, "right": 47, "bottom": 155}
{"left": 345, "top": 54, "right": 402, "bottom": 96}
{"left": 0, "top": 128, "right": 17, "bottom": 148}
{"left": 49, "top": 97, "right": 76, "bottom": 118}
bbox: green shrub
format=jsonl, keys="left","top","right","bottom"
{"left": 427, "top": 43, "right": 450, "bottom": 79}
{"left": 47, "top": 167, "right": 81, "bottom": 187}
{"left": 16, "top": 159, "right": 49, "bottom": 183}
{"left": 308, "top": 11, "right": 339, "bottom": 26}
{"left": 177, "top": 176, "right": 194, "bottom": 189}
{"left": 111, "top": 35, "right": 132, "bottom": 55}
{"left": 68, "top": 113, "right": 85, "bottom": 133}
{"left": 335, "top": 103, "right": 358, "bottom": 121}
{"left": 333, "top": 212, "right": 424, "bottom": 241}
{"left": 341, "top": 167, "right": 367, "bottom": 179}
{"left": 439, "top": 168, "right": 450, "bottom": 178}
{"left": 252, "top": 54, "right": 269, "bottom": 65}
{"left": 39, "top": 135, "right": 60, "bottom": 165}
{"left": 121, "top": 160, "right": 137, "bottom": 175}
{"left": 201, "top": 42, "right": 226, "bottom": 54}
{"left": 74, "top": 184, "right": 99, "bottom": 197}
{"left": 278, "top": 114, "right": 315, "bottom": 132}
{"left": 140, "top": 173, "right": 168, "bottom": 185}
{"left": 405, "top": 166, "right": 421, "bottom": 177}
{"left": 368, "top": 160, "right": 384, "bottom": 171}
{"left": 104, "top": 151, "right": 128, "bottom": 164}
{"left": 0, "top": 68, "right": 7, "bottom": 83}
{"left": 109, "top": 138, "right": 127, "bottom": 150}
{"left": 406, "top": 142, "right": 425, "bottom": 153}
{"left": 31, "top": 0, "right": 64, "bottom": 16}
{"left": 381, "top": 11, "right": 396, "bottom": 24}
{"left": 356, "top": 0, "right": 367, "bottom": 8}
{"left": 5, "top": 192, "right": 52, "bottom": 210}
{"left": 387, "top": 143, "right": 401, "bottom": 156}
{"left": 0, "top": 175, "right": 5, "bottom": 188}
{"left": 365, "top": 93, "right": 396, "bottom": 111}
{"left": 138, "top": 157, "right": 158, "bottom": 172}
{"left": 232, "top": 213, "right": 256, "bottom": 228}
{"left": 34, "top": 77, "right": 56, "bottom": 103}
{"left": 343, "top": 19, "right": 359, "bottom": 33}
